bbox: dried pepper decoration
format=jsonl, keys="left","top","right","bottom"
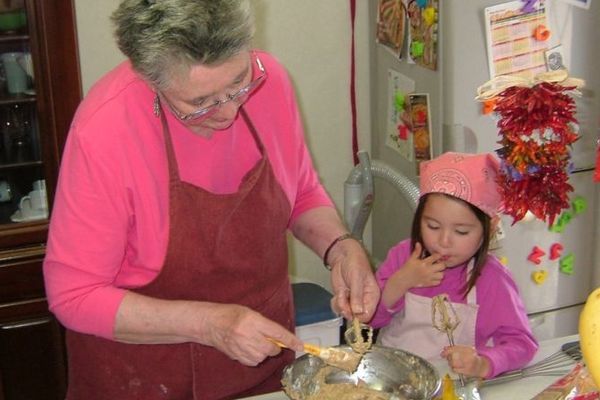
{"left": 491, "top": 81, "right": 579, "bottom": 226}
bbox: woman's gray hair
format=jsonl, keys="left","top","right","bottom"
{"left": 111, "top": 0, "right": 254, "bottom": 90}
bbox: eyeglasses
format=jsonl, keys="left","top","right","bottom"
{"left": 162, "top": 54, "right": 266, "bottom": 123}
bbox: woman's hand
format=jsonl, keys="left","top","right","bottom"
{"left": 328, "top": 238, "right": 380, "bottom": 322}
{"left": 202, "top": 303, "right": 303, "bottom": 366}
{"left": 287, "top": 207, "right": 380, "bottom": 323}
{"left": 441, "top": 345, "right": 490, "bottom": 378}
{"left": 114, "top": 292, "right": 302, "bottom": 367}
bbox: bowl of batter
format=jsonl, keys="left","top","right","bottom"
{"left": 282, "top": 345, "right": 441, "bottom": 400}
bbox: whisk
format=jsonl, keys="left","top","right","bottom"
{"left": 432, "top": 294, "right": 466, "bottom": 387}
{"left": 481, "top": 341, "right": 582, "bottom": 387}
{"left": 343, "top": 317, "right": 373, "bottom": 354}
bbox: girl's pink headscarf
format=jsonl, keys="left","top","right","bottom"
{"left": 419, "top": 152, "right": 501, "bottom": 217}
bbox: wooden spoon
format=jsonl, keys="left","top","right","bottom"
{"left": 268, "top": 338, "right": 362, "bottom": 373}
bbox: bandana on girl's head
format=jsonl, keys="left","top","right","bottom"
{"left": 419, "top": 152, "right": 501, "bottom": 217}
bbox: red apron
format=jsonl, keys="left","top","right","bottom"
{"left": 65, "top": 107, "right": 295, "bottom": 400}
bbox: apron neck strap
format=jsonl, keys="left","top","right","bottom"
{"left": 466, "top": 258, "right": 477, "bottom": 304}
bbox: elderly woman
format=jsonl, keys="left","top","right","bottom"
{"left": 43, "top": 0, "right": 379, "bottom": 399}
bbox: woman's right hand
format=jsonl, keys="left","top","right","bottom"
{"left": 114, "top": 292, "right": 303, "bottom": 367}
{"left": 202, "top": 303, "right": 303, "bottom": 366}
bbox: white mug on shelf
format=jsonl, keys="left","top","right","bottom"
{"left": 19, "top": 188, "right": 48, "bottom": 220}
{"left": 17, "top": 52, "right": 33, "bottom": 80}
{"left": 1, "top": 52, "right": 27, "bottom": 94}
{"left": 17, "top": 52, "right": 34, "bottom": 93}
{"left": 32, "top": 179, "right": 45, "bottom": 191}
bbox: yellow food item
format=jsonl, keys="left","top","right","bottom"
{"left": 579, "top": 287, "right": 600, "bottom": 387}
{"left": 433, "top": 374, "right": 459, "bottom": 400}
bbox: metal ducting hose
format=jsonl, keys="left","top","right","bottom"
{"left": 344, "top": 151, "right": 420, "bottom": 241}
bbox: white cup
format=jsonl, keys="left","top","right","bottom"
{"left": 1, "top": 52, "right": 27, "bottom": 94}
{"left": 0, "top": 180, "right": 11, "bottom": 202}
{"left": 32, "top": 179, "right": 45, "bottom": 191}
{"left": 19, "top": 189, "right": 48, "bottom": 219}
{"left": 17, "top": 52, "right": 33, "bottom": 80}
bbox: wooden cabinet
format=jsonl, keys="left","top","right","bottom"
{"left": 0, "top": 259, "right": 68, "bottom": 396}
{"left": 0, "top": 0, "right": 81, "bottom": 246}
{"left": 0, "top": 246, "right": 67, "bottom": 400}
{"left": 0, "top": 313, "right": 66, "bottom": 399}
{"left": 0, "top": 1, "right": 81, "bottom": 399}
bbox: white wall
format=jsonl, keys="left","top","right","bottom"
{"left": 74, "top": 0, "right": 124, "bottom": 94}
{"left": 73, "top": 0, "right": 372, "bottom": 291}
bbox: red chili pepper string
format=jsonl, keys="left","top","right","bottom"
{"left": 492, "top": 82, "right": 578, "bottom": 225}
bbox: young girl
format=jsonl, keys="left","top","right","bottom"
{"left": 370, "top": 152, "right": 538, "bottom": 379}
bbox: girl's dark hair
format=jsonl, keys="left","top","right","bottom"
{"left": 410, "top": 193, "right": 491, "bottom": 297}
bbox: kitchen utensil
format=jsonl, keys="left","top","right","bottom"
{"left": 282, "top": 344, "right": 441, "bottom": 400}
{"left": 432, "top": 294, "right": 466, "bottom": 387}
{"left": 480, "top": 341, "right": 581, "bottom": 387}
{"left": 268, "top": 338, "right": 362, "bottom": 373}
{"left": 343, "top": 317, "right": 373, "bottom": 354}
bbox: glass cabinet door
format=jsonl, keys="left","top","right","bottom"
{"left": 0, "top": 0, "right": 47, "bottom": 226}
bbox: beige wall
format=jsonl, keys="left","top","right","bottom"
{"left": 73, "top": 0, "right": 372, "bottom": 290}
{"left": 74, "top": 0, "right": 124, "bottom": 94}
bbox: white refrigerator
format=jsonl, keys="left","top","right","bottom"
{"left": 366, "top": 0, "right": 599, "bottom": 341}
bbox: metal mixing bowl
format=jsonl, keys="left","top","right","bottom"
{"left": 282, "top": 345, "right": 441, "bottom": 400}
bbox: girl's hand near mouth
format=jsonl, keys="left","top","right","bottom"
{"left": 381, "top": 242, "right": 446, "bottom": 309}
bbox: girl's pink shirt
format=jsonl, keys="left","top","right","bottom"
{"left": 371, "top": 239, "right": 538, "bottom": 378}
{"left": 43, "top": 51, "right": 333, "bottom": 339}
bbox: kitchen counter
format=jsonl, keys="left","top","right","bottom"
{"left": 241, "top": 334, "right": 580, "bottom": 400}
{"left": 477, "top": 334, "right": 579, "bottom": 399}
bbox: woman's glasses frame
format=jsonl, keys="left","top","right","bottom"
{"left": 162, "top": 52, "right": 266, "bottom": 123}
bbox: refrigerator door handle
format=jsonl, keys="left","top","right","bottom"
{"left": 528, "top": 314, "right": 546, "bottom": 330}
